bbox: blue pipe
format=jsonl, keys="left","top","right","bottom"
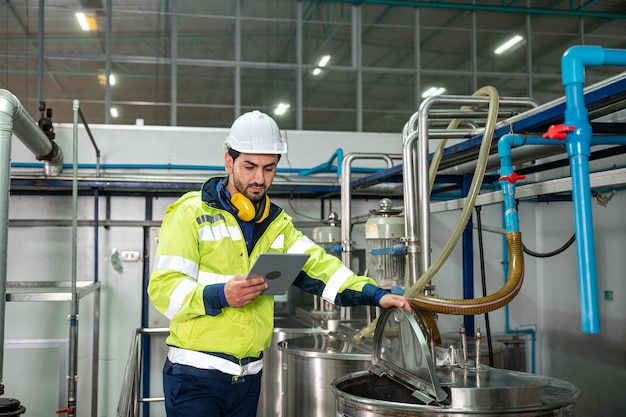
{"left": 497, "top": 133, "right": 536, "bottom": 373}
{"left": 370, "top": 243, "right": 405, "bottom": 256}
{"left": 298, "top": 148, "right": 344, "bottom": 176}
{"left": 590, "top": 136, "right": 626, "bottom": 145}
{"left": 10, "top": 162, "right": 305, "bottom": 174}
{"left": 524, "top": 135, "right": 626, "bottom": 146}
{"left": 325, "top": 244, "right": 343, "bottom": 254}
{"left": 558, "top": 46, "right": 626, "bottom": 334}
{"left": 10, "top": 151, "right": 381, "bottom": 176}
{"left": 497, "top": 134, "right": 523, "bottom": 234}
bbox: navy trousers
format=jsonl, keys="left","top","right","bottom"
{"left": 163, "top": 359, "right": 262, "bottom": 417}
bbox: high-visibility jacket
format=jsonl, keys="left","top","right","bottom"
{"left": 148, "top": 176, "right": 384, "bottom": 362}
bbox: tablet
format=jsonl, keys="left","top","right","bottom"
{"left": 246, "top": 253, "right": 310, "bottom": 295}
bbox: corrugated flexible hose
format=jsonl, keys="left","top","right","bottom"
{"left": 408, "top": 232, "right": 523, "bottom": 314}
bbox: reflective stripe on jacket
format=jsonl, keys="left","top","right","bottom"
{"left": 148, "top": 176, "right": 381, "bottom": 361}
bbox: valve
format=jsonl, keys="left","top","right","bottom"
{"left": 499, "top": 172, "right": 526, "bottom": 183}
{"left": 38, "top": 102, "right": 56, "bottom": 140}
{"left": 542, "top": 123, "right": 574, "bottom": 140}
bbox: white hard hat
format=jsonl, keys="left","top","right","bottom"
{"left": 224, "top": 110, "right": 287, "bottom": 154}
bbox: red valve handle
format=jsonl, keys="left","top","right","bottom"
{"left": 543, "top": 123, "right": 574, "bottom": 140}
{"left": 499, "top": 172, "right": 526, "bottom": 183}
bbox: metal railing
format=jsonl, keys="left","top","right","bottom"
{"left": 116, "top": 328, "right": 168, "bottom": 417}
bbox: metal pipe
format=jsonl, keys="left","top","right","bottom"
{"left": 403, "top": 93, "right": 507, "bottom": 282}
{"left": 0, "top": 94, "right": 12, "bottom": 389}
{"left": 2, "top": 90, "right": 63, "bottom": 176}
{"left": 77, "top": 108, "right": 101, "bottom": 177}
{"left": 340, "top": 152, "right": 394, "bottom": 269}
{"left": 475, "top": 327, "right": 481, "bottom": 370}
{"left": 91, "top": 188, "right": 101, "bottom": 417}
{"left": 438, "top": 144, "right": 563, "bottom": 176}
{"left": 339, "top": 153, "right": 394, "bottom": 320}
{"left": 0, "top": 88, "right": 64, "bottom": 393}
{"left": 67, "top": 99, "right": 80, "bottom": 417}
{"left": 400, "top": 129, "right": 421, "bottom": 285}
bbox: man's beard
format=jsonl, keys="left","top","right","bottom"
{"left": 233, "top": 176, "right": 266, "bottom": 202}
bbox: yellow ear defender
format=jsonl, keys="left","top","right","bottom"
{"left": 230, "top": 192, "right": 270, "bottom": 223}
{"left": 220, "top": 180, "right": 270, "bottom": 223}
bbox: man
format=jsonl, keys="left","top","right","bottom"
{"left": 148, "top": 110, "right": 411, "bottom": 417}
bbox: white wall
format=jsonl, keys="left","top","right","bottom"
{"left": 11, "top": 122, "right": 407, "bottom": 175}
{"left": 6, "top": 122, "right": 626, "bottom": 416}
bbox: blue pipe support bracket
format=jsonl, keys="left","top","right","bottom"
{"left": 559, "top": 46, "right": 626, "bottom": 334}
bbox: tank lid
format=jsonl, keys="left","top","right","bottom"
{"left": 370, "top": 308, "right": 447, "bottom": 404}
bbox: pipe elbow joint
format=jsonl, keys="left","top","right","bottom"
{"left": 497, "top": 135, "right": 513, "bottom": 159}
{"left": 562, "top": 45, "right": 605, "bottom": 85}
{"left": 43, "top": 143, "right": 64, "bottom": 176}
{"left": 497, "top": 133, "right": 525, "bottom": 159}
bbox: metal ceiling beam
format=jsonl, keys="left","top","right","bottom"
{"left": 3, "top": 0, "right": 27, "bottom": 34}
{"left": 315, "top": 0, "right": 626, "bottom": 19}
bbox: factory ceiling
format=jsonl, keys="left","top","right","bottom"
{"left": 1, "top": 0, "right": 626, "bottom": 132}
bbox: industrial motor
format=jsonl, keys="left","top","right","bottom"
{"left": 311, "top": 211, "right": 342, "bottom": 258}
{"left": 364, "top": 198, "right": 406, "bottom": 290}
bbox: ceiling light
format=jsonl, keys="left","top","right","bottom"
{"left": 494, "top": 35, "right": 524, "bottom": 55}
{"left": 318, "top": 55, "right": 331, "bottom": 67}
{"left": 274, "top": 103, "right": 290, "bottom": 116}
{"left": 312, "top": 68, "right": 322, "bottom": 76}
{"left": 421, "top": 87, "right": 446, "bottom": 98}
{"left": 98, "top": 73, "right": 116, "bottom": 86}
{"left": 110, "top": 107, "right": 119, "bottom": 118}
{"left": 75, "top": 12, "right": 97, "bottom": 31}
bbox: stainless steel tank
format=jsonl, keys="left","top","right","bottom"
{"left": 278, "top": 331, "right": 372, "bottom": 417}
{"left": 365, "top": 198, "right": 406, "bottom": 289}
{"left": 257, "top": 316, "right": 327, "bottom": 417}
{"left": 331, "top": 308, "right": 579, "bottom": 417}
